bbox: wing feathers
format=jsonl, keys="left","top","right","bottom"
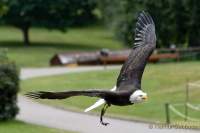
{"left": 116, "top": 11, "right": 156, "bottom": 89}
{"left": 26, "top": 90, "right": 116, "bottom": 100}
{"left": 133, "top": 11, "right": 156, "bottom": 49}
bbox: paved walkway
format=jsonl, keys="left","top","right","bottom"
{"left": 20, "top": 66, "right": 120, "bottom": 80}
{"left": 17, "top": 66, "right": 199, "bottom": 133}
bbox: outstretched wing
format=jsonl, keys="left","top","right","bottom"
{"left": 116, "top": 11, "right": 156, "bottom": 90}
{"left": 26, "top": 90, "right": 118, "bottom": 100}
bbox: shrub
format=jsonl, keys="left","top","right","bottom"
{"left": 0, "top": 52, "right": 19, "bottom": 121}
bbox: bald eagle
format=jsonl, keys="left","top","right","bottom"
{"left": 26, "top": 11, "right": 156, "bottom": 126}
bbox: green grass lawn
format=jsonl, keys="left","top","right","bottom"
{"left": 0, "top": 120, "right": 74, "bottom": 133}
{"left": 21, "top": 61, "right": 200, "bottom": 123}
{"left": 0, "top": 26, "right": 124, "bottom": 67}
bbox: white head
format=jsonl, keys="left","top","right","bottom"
{"left": 129, "top": 90, "right": 148, "bottom": 103}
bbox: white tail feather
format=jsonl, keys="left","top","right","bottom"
{"left": 84, "top": 99, "right": 105, "bottom": 112}
{"left": 84, "top": 86, "right": 116, "bottom": 112}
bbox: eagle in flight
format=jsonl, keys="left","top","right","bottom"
{"left": 26, "top": 11, "right": 156, "bottom": 126}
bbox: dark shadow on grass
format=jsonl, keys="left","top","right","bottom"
{"left": 0, "top": 41, "right": 103, "bottom": 51}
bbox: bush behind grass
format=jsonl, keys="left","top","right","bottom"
{"left": 0, "top": 53, "right": 19, "bottom": 120}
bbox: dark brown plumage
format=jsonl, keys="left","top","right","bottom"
{"left": 117, "top": 11, "right": 156, "bottom": 90}
{"left": 26, "top": 11, "right": 156, "bottom": 126}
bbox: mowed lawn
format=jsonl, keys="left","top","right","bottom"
{"left": 0, "top": 120, "right": 74, "bottom": 133}
{"left": 21, "top": 61, "right": 200, "bottom": 123}
{"left": 0, "top": 26, "right": 124, "bottom": 67}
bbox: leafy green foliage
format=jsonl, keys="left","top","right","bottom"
{"left": 98, "top": 0, "right": 142, "bottom": 46}
{"left": 0, "top": 0, "right": 97, "bottom": 45}
{"left": 0, "top": 55, "right": 19, "bottom": 121}
{"left": 187, "top": 0, "right": 200, "bottom": 47}
{"left": 0, "top": 1, "right": 8, "bottom": 15}
{"left": 99, "top": 0, "right": 200, "bottom": 47}
{"left": 144, "top": 0, "right": 190, "bottom": 47}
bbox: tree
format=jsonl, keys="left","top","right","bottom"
{"left": 0, "top": 0, "right": 97, "bottom": 46}
{"left": 145, "top": 0, "right": 189, "bottom": 47}
{"left": 98, "top": 0, "right": 142, "bottom": 46}
{"left": 144, "top": 0, "right": 176, "bottom": 47}
{"left": 0, "top": 1, "right": 8, "bottom": 15}
{"left": 99, "top": 0, "right": 200, "bottom": 47}
{"left": 187, "top": 0, "right": 200, "bottom": 47}
{"left": 145, "top": 0, "right": 200, "bottom": 47}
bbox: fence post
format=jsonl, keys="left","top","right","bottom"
{"left": 165, "top": 103, "right": 170, "bottom": 124}
{"left": 185, "top": 79, "right": 189, "bottom": 121}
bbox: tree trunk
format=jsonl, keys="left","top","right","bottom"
{"left": 22, "top": 26, "right": 30, "bottom": 46}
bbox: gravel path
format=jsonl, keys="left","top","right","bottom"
{"left": 17, "top": 66, "right": 199, "bottom": 133}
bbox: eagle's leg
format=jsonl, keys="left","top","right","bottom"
{"left": 100, "top": 103, "right": 110, "bottom": 126}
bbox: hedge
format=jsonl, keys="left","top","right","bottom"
{"left": 0, "top": 53, "right": 19, "bottom": 121}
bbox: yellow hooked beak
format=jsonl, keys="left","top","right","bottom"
{"left": 142, "top": 95, "right": 148, "bottom": 100}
